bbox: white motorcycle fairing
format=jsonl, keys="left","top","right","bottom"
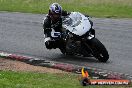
{"left": 63, "top": 12, "right": 91, "bottom": 36}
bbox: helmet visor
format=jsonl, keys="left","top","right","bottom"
{"left": 50, "top": 12, "right": 61, "bottom": 21}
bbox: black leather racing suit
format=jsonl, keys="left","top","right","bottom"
{"left": 43, "top": 10, "right": 70, "bottom": 49}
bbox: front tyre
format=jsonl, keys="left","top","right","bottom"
{"left": 90, "top": 38, "right": 109, "bottom": 62}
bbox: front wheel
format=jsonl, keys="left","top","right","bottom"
{"left": 90, "top": 38, "right": 109, "bottom": 62}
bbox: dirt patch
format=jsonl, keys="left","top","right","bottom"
{"left": 0, "top": 58, "right": 67, "bottom": 73}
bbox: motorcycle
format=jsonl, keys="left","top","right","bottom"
{"left": 51, "top": 12, "right": 109, "bottom": 62}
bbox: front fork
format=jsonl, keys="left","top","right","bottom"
{"left": 81, "top": 29, "right": 95, "bottom": 56}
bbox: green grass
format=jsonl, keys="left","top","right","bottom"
{"left": 0, "top": 71, "right": 130, "bottom": 88}
{"left": 0, "top": 0, "right": 132, "bottom": 18}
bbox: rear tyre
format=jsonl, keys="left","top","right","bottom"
{"left": 59, "top": 47, "right": 66, "bottom": 55}
{"left": 90, "top": 38, "right": 109, "bottom": 62}
{"left": 59, "top": 47, "right": 74, "bottom": 56}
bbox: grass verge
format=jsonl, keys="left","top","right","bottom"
{"left": 0, "top": 71, "right": 131, "bottom": 88}
{"left": 0, "top": 0, "right": 132, "bottom": 18}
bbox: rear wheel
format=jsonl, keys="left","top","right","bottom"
{"left": 90, "top": 38, "right": 109, "bottom": 62}
{"left": 59, "top": 47, "right": 66, "bottom": 55}
{"left": 59, "top": 46, "right": 74, "bottom": 55}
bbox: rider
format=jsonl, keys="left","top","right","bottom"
{"left": 43, "top": 3, "right": 94, "bottom": 49}
{"left": 43, "top": 3, "right": 70, "bottom": 49}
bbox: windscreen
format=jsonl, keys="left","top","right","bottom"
{"left": 63, "top": 13, "right": 82, "bottom": 27}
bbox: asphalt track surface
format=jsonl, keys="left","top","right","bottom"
{"left": 0, "top": 12, "right": 132, "bottom": 75}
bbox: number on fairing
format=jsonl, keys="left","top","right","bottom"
{"left": 51, "top": 32, "right": 61, "bottom": 37}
